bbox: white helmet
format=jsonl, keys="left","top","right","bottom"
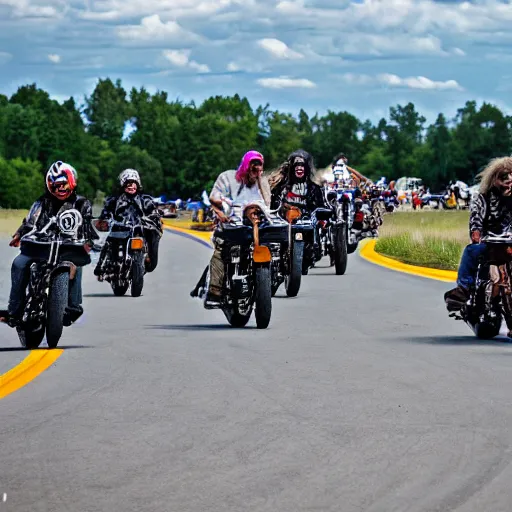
{"left": 119, "top": 168, "right": 141, "bottom": 188}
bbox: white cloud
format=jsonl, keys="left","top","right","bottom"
{"left": 379, "top": 73, "right": 463, "bottom": 91}
{"left": 342, "top": 73, "right": 463, "bottom": 91}
{"left": 257, "top": 76, "right": 316, "bottom": 89}
{"left": 116, "top": 14, "right": 200, "bottom": 44}
{"left": 257, "top": 38, "right": 303, "bottom": 59}
{"left": 78, "top": 0, "right": 239, "bottom": 21}
{"left": 227, "top": 61, "right": 240, "bottom": 71}
{"left": 452, "top": 47, "right": 466, "bottom": 56}
{"left": 339, "top": 34, "right": 446, "bottom": 56}
{"left": 163, "top": 49, "right": 210, "bottom": 73}
{"left": 48, "top": 54, "right": 61, "bottom": 64}
{"left": 1, "top": 0, "right": 61, "bottom": 18}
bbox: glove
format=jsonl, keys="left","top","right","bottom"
{"left": 9, "top": 234, "right": 20, "bottom": 247}
{"left": 471, "top": 230, "right": 481, "bottom": 243}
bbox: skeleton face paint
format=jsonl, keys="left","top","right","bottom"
{"left": 497, "top": 170, "right": 512, "bottom": 196}
{"left": 292, "top": 157, "right": 306, "bottom": 180}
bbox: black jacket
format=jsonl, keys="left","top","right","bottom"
{"left": 15, "top": 192, "right": 96, "bottom": 243}
{"left": 100, "top": 193, "right": 162, "bottom": 232}
{"left": 270, "top": 179, "right": 328, "bottom": 212}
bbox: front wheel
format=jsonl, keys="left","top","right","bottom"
{"left": 254, "top": 265, "right": 272, "bottom": 329}
{"left": 333, "top": 225, "right": 348, "bottom": 275}
{"left": 285, "top": 241, "right": 303, "bottom": 297}
{"left": 46, "top": 271, "right": 69, "bottom": 348}
{"left": 131, "top": 252, "right": 144, "bottom": 297}
{"left": 17, "top": 325, "right": 45, "bottom": 349}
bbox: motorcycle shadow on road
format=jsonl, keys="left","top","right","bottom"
{"left": 83, "top": 293, "right": 128, "bottom": 298}
{"left": 403, "top": 335, "right": 512, "bottom": 347}
{"left": 146, "top": 323, "right": 258, "bottom": 331}
{"left": 0, "top": 345, "right": 92, "bottom": 352}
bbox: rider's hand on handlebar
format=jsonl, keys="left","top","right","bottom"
{"left": 471, "top": 230, "right": 481, "bottom": 244}
{"left": 9, "top": 234, "right": 20, "bottom": 247}
{"left": 216, "top": 212, "right": 231, "bottom": 223}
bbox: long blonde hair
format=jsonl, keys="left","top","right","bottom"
{"left": 478, "top": 156, "right": 512, "bottom": 194}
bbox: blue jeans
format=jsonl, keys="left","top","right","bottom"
{"left": 457, "top": 243, "right": 487, "bottom": 289}
{"left": 9, "top": 254, "right": 83, "bottom": 318}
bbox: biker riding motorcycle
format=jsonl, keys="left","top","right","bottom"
{"left": 94, "top": 169, "right": 162, "bottom": 277}
{"left": 0, "top": 161, "right": 95, "bottom": 327}
{"left": 269, "top": 149, "right": 334, "bottom": 262}
{"left": 269, "top": 149, "right": 328, "bottom": 211}
{"left": 445, "top": 157, "right": 512, "bottom": 309}
{"left": 330, "top": 152, "right": 383, "bottom": 236}
{"left": 190, "top": 150, "right": 271, "bottom": 305}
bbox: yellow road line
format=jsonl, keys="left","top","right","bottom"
{"left": 0, "top": 349, "right": 64, "bottom": 400}
{"left": 360, "top": 239, "right": 457, "bottom": 283}
{"left": 162, "top": 222, "right": 214, "bottom": 245}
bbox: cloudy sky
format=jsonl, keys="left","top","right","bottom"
{"left": 0, "top": 0, "right": 511, "bottom": 124}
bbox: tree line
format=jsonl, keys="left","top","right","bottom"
{"left": 1, "top": 78, "right": 511, "bottom": 209}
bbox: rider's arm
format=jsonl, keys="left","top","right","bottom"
{"left": 99, "top": 196, "right": 117, "bottom": 221}
{"left": 209, "top": 171, "right": 232, "bottom": 220}
{"left": 80, "top": 198, "right": 98, "bottom": 244}
{"left": 13, "top": 197, "right": 44, "bottom": 239}
{"left": 469, "top": 193, "right": 486, "bottom": 242}
{"left": 348, "top": 166, "right": 370, "bottom": 184}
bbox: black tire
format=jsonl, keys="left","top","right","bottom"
{"left": 254, "top": 265, "right": 272, "bottom": 329}
{"left": 131, "top": 252, "right": 144, "bottom": 297}
{"left": 347, "top": 226, "right": 358, "bottom": 254}
{"left": 347, "top": 240, "right": 358, "bottom": 254}
{"left": 17, "top": 325, "right": 45, "bottom": 349}
{"left": 145, "top": 232, "right": 159, "bottom": 272}
{"left": 224, "top": 306, "right": 252, "bottom": 328}
{"left": 46, "top": 271, "right": 69, "bottom": 348}
{"left": 475, "top": 321, "right": 500, "bottom": 340}
{"left": 333, "top": 225, "right": 348, "bottom": 275}
{"left": 111, "top": 280, "right": 129, "bottom": 296}
{"left": 285, "top": 241, "right": 303, "bottom": 297}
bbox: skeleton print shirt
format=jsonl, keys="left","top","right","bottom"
{"left": 100, "top": 193, "right": 161, "bottom": 229}
{"left": 470, "top": 188, "right": 512, "bottom": 237}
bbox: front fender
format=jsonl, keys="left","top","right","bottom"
{"left": 51, "top": 261, "right": 76, "bottom": 279}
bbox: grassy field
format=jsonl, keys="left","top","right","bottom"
{"left": 375, "top": 210, "right": 469, "bottom": 271}
{"left": 0, "top": 209, "right": 27, "bottom": 236}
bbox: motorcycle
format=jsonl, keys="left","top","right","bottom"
{"left": 306, "top": 202, "right": 348, "bottom": 275}
{"left": 448, "top": 232, "right": 512, "bottom": 339}
{"left": 270, "top": 201, "right": 314, "bottom": 297}
{"left": 94, "top": 214, "right": 161, "bottom": 297}
{"left": 195, "top": 202, "right": 288, "bottom": 329}
{"left": 10, "top": 208, "right": 90, "bottom": 349}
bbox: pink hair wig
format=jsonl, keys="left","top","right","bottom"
{"left": 235, "top": 150, "right": 264, "bottom": 182}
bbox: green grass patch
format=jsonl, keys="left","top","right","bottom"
{"left": 0, "top": 209, "right": 28, "bottom": 236}
{"left": 375, "top": 210, "right": 470, "bottom": 271}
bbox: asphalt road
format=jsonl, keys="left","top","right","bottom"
{"left": 2, "top": 231, "right": 512, "bottom": 512}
